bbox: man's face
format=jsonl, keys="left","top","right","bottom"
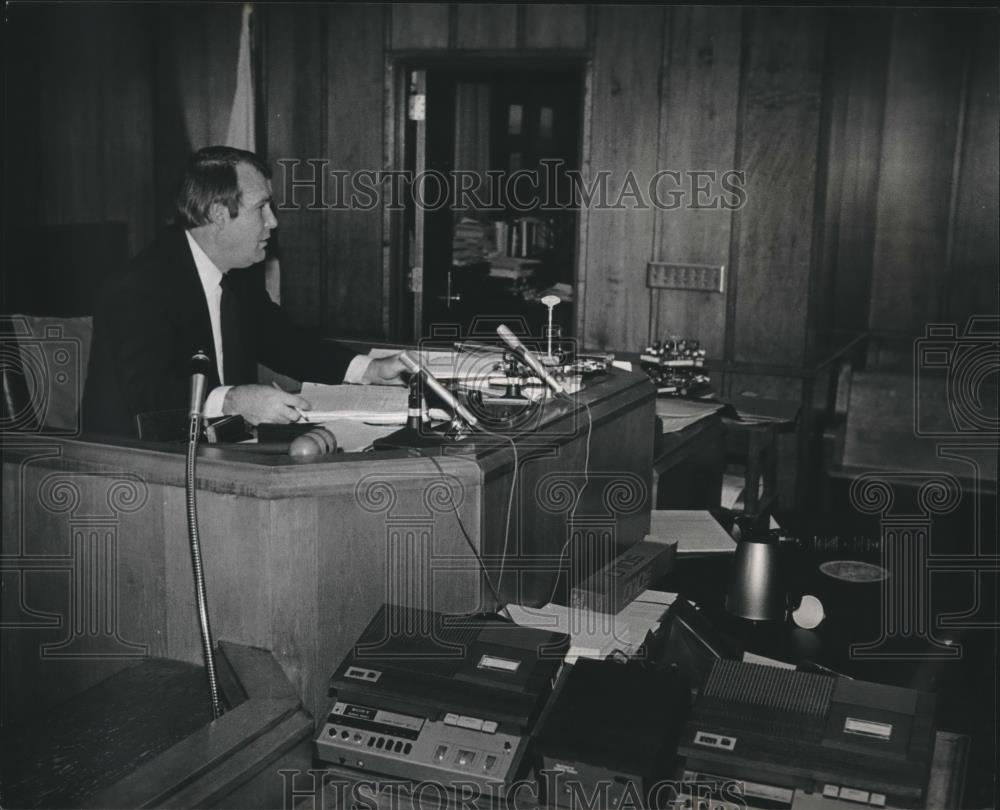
{"left": 218, "top": 163, "right": 277, "bottom": 269}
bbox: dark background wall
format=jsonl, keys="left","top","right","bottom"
{"left": 3, "top": 3, "right": 997, "bottom": 397}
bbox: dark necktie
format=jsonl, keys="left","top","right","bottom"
{"left": 220, "top": 273, "right": 243, "bottom": 385}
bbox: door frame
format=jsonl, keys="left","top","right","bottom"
{"left": 383, "top": 53, "right": 592, "bottom": 344}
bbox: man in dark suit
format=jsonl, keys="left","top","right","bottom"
{"left": 82, "top": 146, "right": 405, "bottom": 438}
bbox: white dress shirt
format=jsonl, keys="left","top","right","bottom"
{"left": 184, "top": 231, "right": 371, "bottom": 420}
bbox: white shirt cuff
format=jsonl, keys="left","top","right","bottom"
{"left": 343, "top": 354, "right": 372, "bottom": 384}
{"left": 203, "top": 385, "right": 231, "bottom": 419}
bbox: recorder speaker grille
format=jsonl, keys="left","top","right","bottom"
{"left": 704, "top": 660, "right": 833, "bottom": 717}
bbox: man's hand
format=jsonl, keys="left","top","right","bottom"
{"left": 222, "top": 384, "right": 311, "bottom": 425}
{"left": 362, "top": 354, "right": 408, "bottom": 385}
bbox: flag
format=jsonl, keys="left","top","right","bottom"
{"left": 225, "top": 4, "right": 281, "bottom": 301}
{"left": 225, "top": 3, "right": 255, "bottom": 152}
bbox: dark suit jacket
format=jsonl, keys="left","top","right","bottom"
{"left": 82, "top": 226, "right": 357, "bottom": 438}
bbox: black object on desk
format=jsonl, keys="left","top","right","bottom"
{"left": 535, "top": 658, "right": 690, "bottom": 809}
{"left": 680, "top": 659, "right": 938, "bottom": 808}
{"left": 256, "top": 421, "right": 314, "bottom": 443}
{"left": 720, "top": 395, "right": 800, "bottom": 526}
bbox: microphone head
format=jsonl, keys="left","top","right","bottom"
{"left": 398, "top": 350, "right": 421, "bottom": 375}
{"left": 190, "top": 349, "right": 213, "bottom": 375}
{"left": 496, "top": 325, "right": 565, "bottom": 396}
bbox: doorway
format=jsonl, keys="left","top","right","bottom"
{"left": 394, "top": 63, "right": 584, "bottom": 344}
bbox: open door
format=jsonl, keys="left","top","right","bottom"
{"left": 402, "top": 69, "right": 427, "bottom": 343}
{"left": 398, "top": 63, "right": 582, "bottom": 343}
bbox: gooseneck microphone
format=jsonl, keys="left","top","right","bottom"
{"left": 185, "top": 349, "right": 224, "bottom": 719}
{"left": 399, "top": 351, "right": 479, "bottom": 429}
{"left": 188, "top": 349, "right": 213, "bottom": 419}
{"left": 496, "top": 324, "right": 566, "bottom": 396}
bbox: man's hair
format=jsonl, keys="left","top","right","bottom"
{"left": 175, "top": 146, "right": 272, "bottom": 228}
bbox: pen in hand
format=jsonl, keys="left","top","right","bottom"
{"left": 271, "top": 381, "right": 311, "bottom": 422}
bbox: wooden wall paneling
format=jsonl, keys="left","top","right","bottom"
{"left": 264, "top": 5, "right": 326, "bottom": 331}
{"left": 582, "top": 5, "right": 665, "bottom": 351}
{"left": 731, "top": 8, "right": 826, "bottom": 368}
{"left": 455, "top": 4, "right": 518, "bottom": 50}
{"left": 946, "top": 14, "right": 1000, "bottom": 325}
{"left": 814, "top": 9, "right": 891, "bottom": 344}
{"left": 390, "top": 4, "right": 450, "bottom": 50}
{"left": 523, "top": 4, "right": 589, "bottom": 50}
{"left": 653, "top": 6, "right": 742, "bottom": 359}
{"left": 869, "top": 10, "right": 967, "bottom": 334}
{"left": 324, "top": 4, "right": 387, "bottom": 339}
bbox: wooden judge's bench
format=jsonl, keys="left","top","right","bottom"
{"left": 1, "top": 368, "right": 656, "bottom": 731}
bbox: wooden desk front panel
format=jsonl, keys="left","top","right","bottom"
{"left": 2, "top": 445, "right": 484, "bottom": 725}
{"left": 1, "top": 370, "right": 656, "bottom": 724}
{"left": 476, "top": 374, "right": 656, "bottom": 607}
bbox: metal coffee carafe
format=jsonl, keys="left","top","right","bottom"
{"left": 725, "top": 522, "right": 787, "bottom": 622}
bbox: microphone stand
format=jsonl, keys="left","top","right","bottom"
{"left": 372, "top": 351, "right": 479, "bottom": 449}
{"left": 185, "top": 351, "right": 224, "bottom": 720}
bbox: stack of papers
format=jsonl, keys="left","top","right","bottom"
{"left": 506, "top": 590, "right": 676, "bottom": 664}
{"left": 298, "top": 383, "right": 412, "bottom": 422}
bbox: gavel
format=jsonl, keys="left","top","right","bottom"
{"left": 288, "top": 426, "right": 338, "bottom": 457}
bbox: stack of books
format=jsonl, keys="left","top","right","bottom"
{"left": 452, "top": 217, "right": 487, "bottom": 266}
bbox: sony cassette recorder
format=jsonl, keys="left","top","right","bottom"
{"left": 316, "top": 605, "right": 568, "bottom": 795}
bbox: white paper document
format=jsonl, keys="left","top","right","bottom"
{"left": 298, "top": 383, "right": 411, "bottom": 422}
{"left": 506, "top": 590, "right": 677, "bottom": 663}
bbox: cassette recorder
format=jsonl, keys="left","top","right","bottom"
{"left": 679, "top": 660, "right": 936, "bottom": 808}
{"left": 316, "top": 605, "right": 568, "bottom": 795}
